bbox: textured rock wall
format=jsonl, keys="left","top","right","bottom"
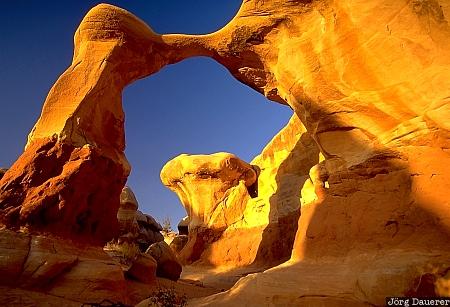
{"left": 0, "top": 4, "right": 210, "bottom": 243}
{"left": 0, "top": 0, "right": 449, "bottom": 305}
{"left": 0, "top": 230, "right": 136, "bottom": 306}
{"left": 160, "top": 114, "right": 320, "bottom": 267}
{"left": 186, "top": 0, "right": 450, "bottom": 305}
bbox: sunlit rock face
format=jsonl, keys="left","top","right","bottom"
{"left": 186, "top": 0, "right": 450, "bottom": 305}
{"left": 0, "top": 0, "right": 449, "bottom": 305}
{"left": 161, "top": 152, "right": 257, "bottom": 230}
{"left": 164, "top": 115, "right": 320, "bottom": 267}
{"left": 0, "top": 4, "right": 210, "bottom": 243}
{"left": 160, "top": 152, "right": 259, "bottom": 264}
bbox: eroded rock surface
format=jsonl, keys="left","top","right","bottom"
{"left": 183, "top": 0, "right": 450, "bottom": 305}
{"left": 0, "top": 230, "right": 130, "bottom": 305}
{"left": 0, "top": 0, "right": 449, "bottom": 305}
{"left": 161, "top": 152, "right": 256, "bottom": 229}
{"left": 163, "top": 114, "right": 320, "bottom": 267}
{"left": 117, "top": 186, "right": 163, "bottom": 251}
{"left": 146, "top": 241, "right": 182, "bottom": 281}
{"left": 0, "top": 4, "right": 210, "bottom": 243}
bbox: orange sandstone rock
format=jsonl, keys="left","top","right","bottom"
{"left": 0, "top": 4, "right": 210, "bottom": 243}
{"left": 0, "top": 230, "right": 130, "bottom": 305}
{"left": 164, "top": 115, "right": 320, "bottom": 267}
{"left": 0, "top": 0, "right": 449, "bottom": 305}
{"left": 182, "top": 0, "right": 450, "bottom": 305}
{"left": 161, "top": 152, "right": 257, "bottom": 229}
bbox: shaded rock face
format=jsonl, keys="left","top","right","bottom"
{"left": 177, "top": 216, "right": 189, "bottom": 235}
{"left": 0, "top": 0, "right": 448, "bottom": 306}
{"left": 0, "top": 139, "right": 123, "bottom": 243}
{"left": 0, "top": 230, "right": 129, "bottom": 305}
{"left": 0, "top": 169, "right": 7, "bottom": 180}
{"left": 127, "top": 253, "right": 157, "bottom": 284}
{"left": 145, "top": 241, "right": 182, "bottom": 281}
{"left": 169, "top": 235, "right": 188, "bottom": 254}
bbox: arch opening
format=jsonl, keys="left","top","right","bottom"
{"left": 122, "top": 56, "right": 293, "bottom": 232}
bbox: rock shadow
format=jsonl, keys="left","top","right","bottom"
{"left": 295, "top": 130, "right": 450, "bottom": 298}
{"left": 253, "top": 129, "right": 320, "bottom": 266}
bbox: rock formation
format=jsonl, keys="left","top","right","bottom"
{"left": 145, "top": 241, "right": 182, "bottom": 281}
{"left": 0, "top": 230, "right": 130, "bottom": 306}
{"left": 188, "top": 0, "right": 450, "bottom": 305}
{"left": 0, "top": 4, "right": 211, "bottom": 244}
{"left": 0, "top": 0, "right": 449, "bottom": 306}
{"left": 117, "top": 186, "right": 164, "bottom": 251}
{"left": 161, "top": 152, "right": 257, "bottom": 229}
{"left": 170, "top": 0, "right": 450, "bottom": 304}
{"left": 0, "top": 169, "right": 7, "bottom": 180}
{"left": 127, "top": 253, "right": 157, "bottom": 284}
{"left": 177, "top": 216, "right": 189, "bottom": 235}
{"left": 162, "top": 115, "right": 320, "bottom": 267}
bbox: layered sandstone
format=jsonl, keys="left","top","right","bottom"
{"left": 163, "top": 114, "right": 320, "bottom": 267}
{"left": 185, "top": 0, "right": 450, "bottom": 305}
{"left": 117, "top": 186, "right": 163, "bottom": 251}
{"left": 161, "top": 152, "right": 257, "bottom": 229}
{"left": 0, "top": 230, "right": 132, "bottom": 305}
{"left": 0, "top": 0, "right": 448, "bottom": 306}
{"left": 0, "top": 4, "right": 210, "bottom": 243}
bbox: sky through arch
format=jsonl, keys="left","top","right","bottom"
{"left": 0, "top": 0, "right": 293, "bottom": 225}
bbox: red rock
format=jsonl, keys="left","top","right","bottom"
{"left": 0, "top": 137, "right": 124, "bottom": 244}
{"left": 127, "top": 253, "right": 157, "bottom": 284}
{"left": 146, "top": 241, "right": 182, "bottom": 281}
{"left": 0, "top": 1, "right": 449, "bottom": 305}
{"left": 0, "top": 230, "right": 129, "bottom": 305}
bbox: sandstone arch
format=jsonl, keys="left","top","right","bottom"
{"left": 0, "top": 4, "right": 213, "bottom": 243}
{"left": 0, "top": 0, "right": 449, "bottom": 304}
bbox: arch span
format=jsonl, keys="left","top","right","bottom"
{"left": 0, "top": 2, "right": 450, "bottom": 304}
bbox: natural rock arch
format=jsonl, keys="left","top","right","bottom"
{"left": 0, "top": 1, "right": 299, "bottom": 243}
{"left": 0, "top": 1, "right": 449, "bottom": 304}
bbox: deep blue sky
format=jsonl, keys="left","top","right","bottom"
{"left": 0, "top": 1, "right": 292, "bottom": 227}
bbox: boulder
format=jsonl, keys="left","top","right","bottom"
{"left": 127, "top": 253, "right": 157, "bottom": 284}
{"left": 0, "top": 230, "right": 127, "bottom": 305}
{"left": 145, "top": 241, "right": 182, "bottom": 281}
{"left": 145, "top": 213, "right": 163, "bottom": 232}
{"left": 177, "top": 216, "right": 189, "bottom": 235}
{"left": 136, "top": 226, "right": 164, "bottom": 252}
{"left": 135, "top": 210, "right": 147, "bottom": 223}
{"left": 117, "top": 186, "right": 139, "bottom": 234}
{"left": 119, "top": 186, "right": 138, "bottom": 210}
{"left": 169, "top": 235, "right": 188, "bottom": 254}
